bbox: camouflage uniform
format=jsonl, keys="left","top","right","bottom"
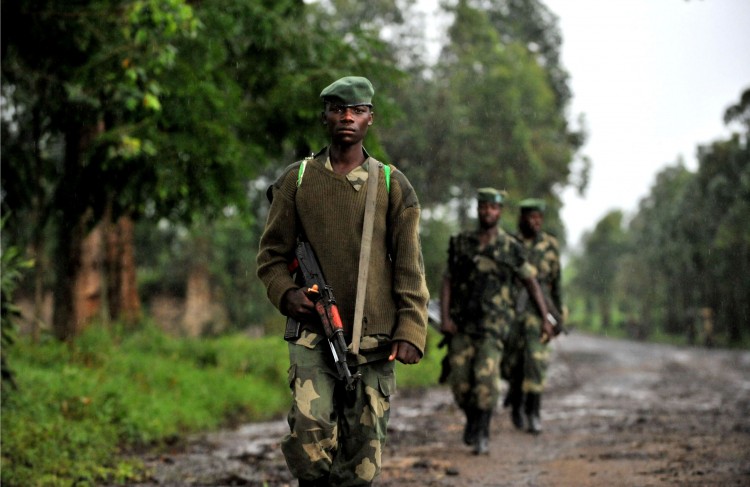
{"left": 445, "top": 229, "right": 535, "bottom": 413}
{"left": 502, "top": 225, "right": 561, "bottom": 433}
{"left": 502, "top": 230, "right": 561, "bottom": 394}
{"left": 282, "top": 331, "right": 394, "bottom": 485}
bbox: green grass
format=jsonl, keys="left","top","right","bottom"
{"left": 396, "top": 327, "right": 446, "bottom": 388}
{"left": 1, "top": 325, "right": 289, "bottom": 486}
{"left": 1, "top": 324, "right": 445, "bottom": 486}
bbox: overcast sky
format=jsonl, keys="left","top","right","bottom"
{"left": 414, "top": 0, "right": 750, "bottom": 250}
{"left": 538, "top": 0, "right": 750, "bottom": 249}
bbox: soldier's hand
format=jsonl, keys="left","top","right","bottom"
{"left": 541, "top": 317, "right": 556, "bottom": 344}
{"left": 389, "top": 341, "right": 422, "bottom": 364}
{"left": 281, "top": 288, "right": 316, "bottom": 322}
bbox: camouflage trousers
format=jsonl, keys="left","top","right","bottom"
{"left": 446, "top": 331, "right": 504, "bottom": 411}
{"left": 501, "top": 312, "right": 550, "bottom": 393}
{"left": 281, "top": 339, "right": 395, "bottom": 486}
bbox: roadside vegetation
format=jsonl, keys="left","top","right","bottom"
{"left": 0, "top": 323, "right": 445, "bottom": 486}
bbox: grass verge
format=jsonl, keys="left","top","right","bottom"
{"left": 1, "top": 324, "right": 445, "bottom": 486}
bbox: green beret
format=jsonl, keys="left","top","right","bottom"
{"left": 320, "top": 76, "right": 374, "bottom": 106}
{"left": 477, "top": 187, "right": 504, "bottom": 204}
{"left": 519, "top": 198, "right": 546, "bottom": 213}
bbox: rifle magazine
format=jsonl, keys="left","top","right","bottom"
{"left": 284, "top": 317, "right": 302, "bottom": 341}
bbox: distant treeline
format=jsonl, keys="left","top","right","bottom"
{"left": 567, "top": 88, "right": 750, "bottom": 346}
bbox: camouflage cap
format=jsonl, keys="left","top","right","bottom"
{"left": 320, "top": 76, "right": 374, "bottom": 106}
{"left": 477, "top": 187, "right": 504, "bottom": 204}
{"left": 519, "top": 198, "right": 546, "bottom": 213}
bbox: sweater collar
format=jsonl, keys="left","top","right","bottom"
{"left": 321, "top": 146, "right": 372, "bottom": 192}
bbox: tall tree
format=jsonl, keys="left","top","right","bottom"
{"left": 379, "top": 0, "right": 585, "bottom": 235}
{"left": 2, "top": 0, "right": 414, "bottom": 339}
{"left": 607, "top": 89, "right": 749, "bottom": 343}
{"left": 571, "top": 210, "right": 628, "bottom": 329}
{"left": 482, "top": 0, "right": 571, "bottom": 110}
{"left": 3, "top": 0, "right": 199, "bottom": 338}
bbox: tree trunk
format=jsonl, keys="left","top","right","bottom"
{"left": 76, "top": 222, "right": 104, "bottom": 326}
{"left": 53, "top": 209, "right": 101, "bottom": 340}
{"left": 183, "top": 262, "right": 212, "bottom": 337}
{"left": 30, "top": 98, "right": 48, "bottom": 343}
{"left": 105, "top": 213, "right": 141, "bottom": 325}
{"left": 52, "top": 220, "right": 78, "bottom": 341}
{"left": 51, "top": 120, "right": 105, "bottom": 340}
{"left": 30, "top": 239, "right": 45, "bottom": 343}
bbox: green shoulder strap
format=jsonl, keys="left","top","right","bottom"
{"left": 297, "top": 157, "right": 311, "bottom": 187}
{"left": 297, "top": 158, "right": 391, "bottom": 193}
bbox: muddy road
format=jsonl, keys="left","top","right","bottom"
{"left": 124, "top": 333, "right": 750, "bottom": 486}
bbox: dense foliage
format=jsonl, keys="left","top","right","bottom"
{"left": 1, "top": 0, "right": 585, "bottom": 335}
{"left": 567, "top": 88, "right": 750, "bottom": 346}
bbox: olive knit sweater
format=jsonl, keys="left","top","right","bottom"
{"left": 256, "top": 148, "right": 429, "bottom": 355}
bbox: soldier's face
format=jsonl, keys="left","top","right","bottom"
{"left": 520, "top": 210, "right": 543, "bottom": 235}
{"left": 322, "top": 103, "right": 373, "bottom": 145}
{"left": 478, "top": 202, "right": 502, "bottom": 229}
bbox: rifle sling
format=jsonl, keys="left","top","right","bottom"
{"left": 350, "top": 160, "right": 379, "bottom": 354}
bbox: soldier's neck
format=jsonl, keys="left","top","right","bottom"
{"left": 329, "top": 143, "right": 366, "bottom": 175}
{"left": 477, "top": 226, "right": 498, "bottom": 246}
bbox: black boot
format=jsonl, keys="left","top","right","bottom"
{"left": 505, "top": 382, "right": 524, "bottom": 430}
{"left": 473, "top": 409, "right": 492, "bottom": 455}
{"left": 525, "top": 393, "right": 542, "bottom": 434}
{"left": 463, "top": 407, "right": 479, "bottom": 445}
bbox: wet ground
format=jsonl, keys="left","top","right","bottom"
{"left": 121, "top": 333, "right": 750, "bottom": 486}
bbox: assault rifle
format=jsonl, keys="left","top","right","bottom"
{"left": 286, "top": 241, "right": 361, "bottom": 391}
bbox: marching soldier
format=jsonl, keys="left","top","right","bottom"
{"left": 502, "top": 198, "right": 563, "bottom": 434}
{"left": 440, "top": 189, "right": 554, "bottom": 454}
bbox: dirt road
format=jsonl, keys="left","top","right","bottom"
{"left": 127, "top": 333, "right": 750, "bottom": 486}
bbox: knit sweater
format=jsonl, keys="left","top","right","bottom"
{"left": 256, "top": 148, "right": 429, "bottom": 355}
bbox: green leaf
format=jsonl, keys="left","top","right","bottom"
{"left": 142, "top": 93, "right": 162, "bottom": 111}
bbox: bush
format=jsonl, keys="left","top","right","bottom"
{"left": 0, "top": 326, "right": 290, "bottom": 486}
{"left": 1, "top": 239, "right": 33, "bottom": 394}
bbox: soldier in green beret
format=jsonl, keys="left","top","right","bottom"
{"left": 439, "top": 188, "right": 554, "bottom": 454}
{"left": 257, "top": 76, "right": 429, "bottom": 486}
{"left": 502, "top": 198, "right": 563, "bottom": 434}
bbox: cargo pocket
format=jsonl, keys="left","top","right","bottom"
{"left": 377, "top": 372, "right": 396, "bottom": 398}
{"left": 370, "top": 372, "right": 395, "bottom": 434}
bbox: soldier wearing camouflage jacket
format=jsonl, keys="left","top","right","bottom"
{"left": 439, "top": 189, "right": 553, "bottom": 455}
{"left": 502, "top": 198, "right": 562, "bottom": 434}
